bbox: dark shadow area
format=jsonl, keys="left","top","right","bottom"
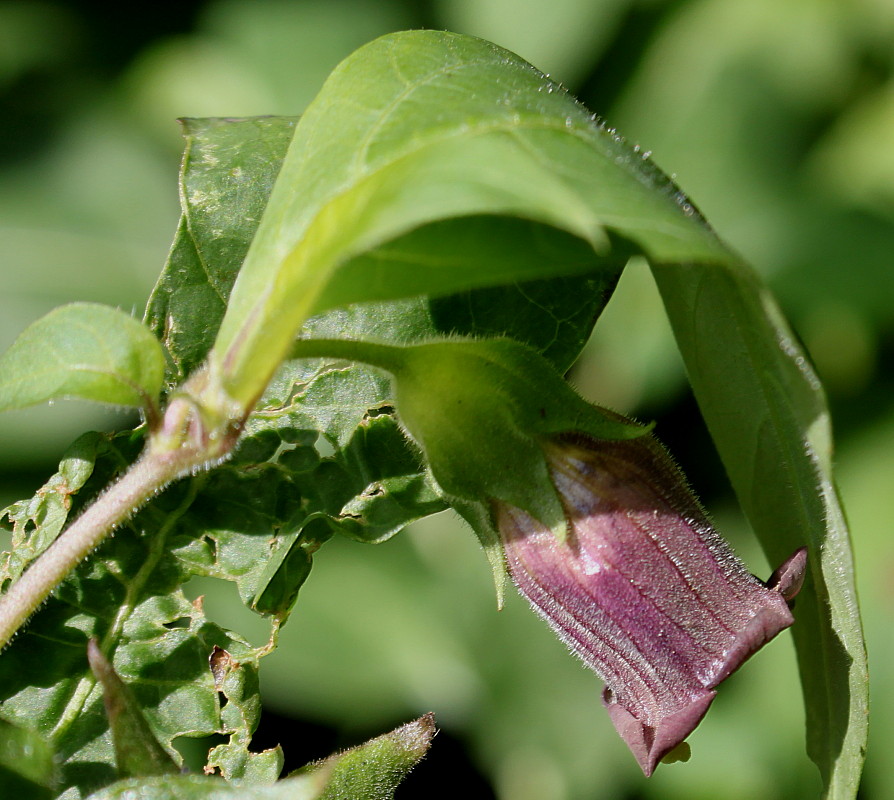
{"left": 252, "top": 706, "right": 498, "bottom": 798}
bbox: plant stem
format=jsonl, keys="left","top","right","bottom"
{"left": 0, "top": 450, "right": 183, "bottom": 650}
{"left": 0, "top": 343, "right": 380, "bottom": 649}
{"left": 289, "top": 337, "right": 406, "bottom": 373}
{"left": 0, "top": 362, "right": 250, "bottom": 648}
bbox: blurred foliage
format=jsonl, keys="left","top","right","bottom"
{"left": 0, "top": 1, "right": 889, "bottom": 798}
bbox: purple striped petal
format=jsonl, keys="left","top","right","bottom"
{"left": 497, "top": 434, "right": 804, "bottom": 776}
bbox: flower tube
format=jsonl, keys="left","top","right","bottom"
{"left": 497, "top": 434, "right": 806, "bottom": 775}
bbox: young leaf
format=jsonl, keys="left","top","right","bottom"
{"left": 0, "top": 377, "right": 430, "bottom": 796}
{"left": 296, "top": 714, "right": 435, "bottom": 800}
{"left": 0, "top": 303, "right": 165, "bottom": 414}
{"left": 87, "top": 639, "right": 180, "bottom": 778}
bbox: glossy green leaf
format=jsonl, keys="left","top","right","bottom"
{"left": 0, "top": 303, "right": 165, "bottom": 413}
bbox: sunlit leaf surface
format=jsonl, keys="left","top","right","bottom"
{"left": 0, "top": 303, "right": 165, "bottom": 412}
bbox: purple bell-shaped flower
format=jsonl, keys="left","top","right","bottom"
{"left": 288, "top": 335, "right": 807, "bottom": 775}
{"left": 497, "top": 434, "right": 806, "bottom": 775}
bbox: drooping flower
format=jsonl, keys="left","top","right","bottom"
{"left": 290, "top": 335, "right": 806, "bottom": 773}
{"left": 496, "top": 433, "right": 806, "bottom": 776}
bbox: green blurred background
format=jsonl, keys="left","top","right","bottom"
{"left": 0, "top": 1, "right": 889, "bottom": 797}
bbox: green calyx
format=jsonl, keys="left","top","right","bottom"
{"left": 290, "top": 336, "right": 648, "bottom": 539}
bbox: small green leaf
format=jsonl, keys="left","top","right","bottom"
{"left": 87, "top": 639, "right": 180, "bottom": 779}
{"left": 207, "top": 30, "right": 686, "bottom": 407}
{"left": 298, "top": 714, "right": 435, "bottom": 800}
{"left": 0, "top": 302, "right": 165, "bottom": 413}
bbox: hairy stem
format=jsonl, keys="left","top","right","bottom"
{"left": 0, "top": 391, "right": 245, "bottom": 649}
{"left": 0, "top": 451, "right": 180, "bottom": 649}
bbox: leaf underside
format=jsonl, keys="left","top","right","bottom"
{"left": 0, "top": 303, "right": 165, "bottom": 412}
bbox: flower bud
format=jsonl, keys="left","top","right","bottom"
{"left": 496, "top": 433, "right": 806, "bottom": 776}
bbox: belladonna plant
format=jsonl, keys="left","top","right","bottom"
{"left": 288, "top": 336, "right": 807, "bottom": 774}
{"left": 0, "top": 31, "right": 864, "bottom": 798}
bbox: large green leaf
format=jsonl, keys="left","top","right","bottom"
{"left": 651, "top": 263, "right": 867, "bottom": 797}
{"left": 0, "top": 303, "right": 165, "bottom": 413}
{"left": 146, "top": 116, "right": 619, "bottom": 381}
{"left": 206, "top": 31, "right": 706, "bottom": 406}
